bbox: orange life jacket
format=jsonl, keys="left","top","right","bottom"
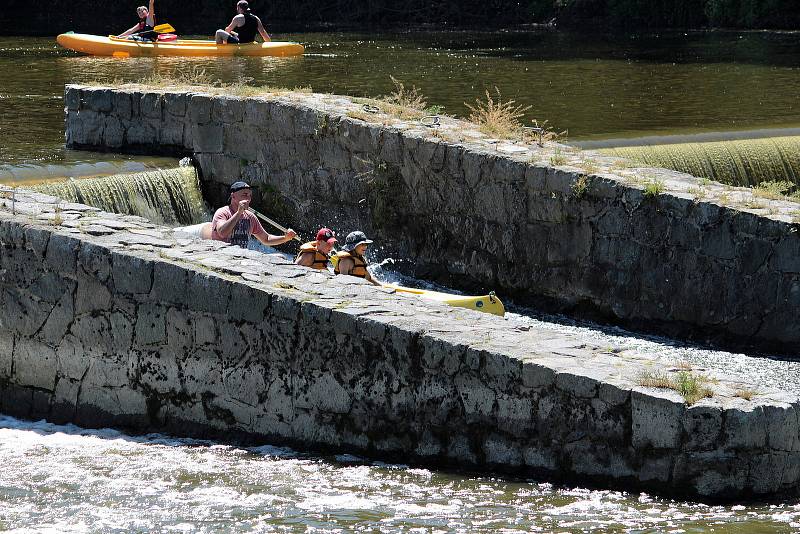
{"left": 334, "top": 250, "right": 368, "bottom": 278}
{"left": 295, "top": 241, "right": 329, "bottom": 270}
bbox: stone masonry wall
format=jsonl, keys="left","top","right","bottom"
{"left": 64, "top": 85, "right": 800, "bottom": 352}
{"left": 1, "top": 187, "right": 800, "bottom": 501}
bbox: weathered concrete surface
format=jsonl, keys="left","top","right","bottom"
{"left": 1, "top": 186, "right": 799, "bottom": 501}
{"left": 63, "top": 85, "right": 800, "bottom": 353}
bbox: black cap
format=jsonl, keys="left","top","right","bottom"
{"left": 342, "top": 231, "right": 373, "bottom": 252}
{"left": 229, "top": 181, "right": 251, "bottom": 193}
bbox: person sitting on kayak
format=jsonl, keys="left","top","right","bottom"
{"left": 116, "top": 0, "right": 157, "bottom": 41}
{"left": 211, "top": 181, "right": 296, "bottom": 248}
{"left": 215, "top": 0, "right": 271, "bottom": 44}
{"left": 295, "top": 228, "right": 337, "bottom": 269}
{"left": 334, "top": 231, "right": 380, "bottom": 286}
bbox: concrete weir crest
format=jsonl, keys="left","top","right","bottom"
{"left": 0, "top": 85, "right": 798, "bottom": 500}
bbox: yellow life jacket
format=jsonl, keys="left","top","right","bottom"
{"left": 334, "top": 250, "right": 368, "bottom": 278}
{"left": 295, "top": 241, "right": 330, "bottom": 270}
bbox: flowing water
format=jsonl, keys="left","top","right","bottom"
{"left": 3, "top": 30, "right": 800, "bottom": 531}
{"left": 1, "top": 416, "right": 799, "bottom": 533}
{"left": 29, "top": 165, "right": 209, "bottom": 225}
{"left": 599, "top": 136, "right": 800, "bottom": 187}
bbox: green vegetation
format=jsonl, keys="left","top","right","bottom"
{"left": 637, "top": 370, "right": 714, "bottom": 405}
{"left": 571, "top": 174, "right": 590, "bottom": 198}
{"left": 643, "top": 179, "right": 665, "bottom": 198}
{"left": 550, "top": 147, "right": 567, "bottom": 166}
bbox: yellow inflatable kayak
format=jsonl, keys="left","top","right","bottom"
{"left": 385, "top": 285, "right": 505, "bottom": 316}
{"left": 56, "top": 33, "right": 304, "bottom": 57}
{"left": 173, "top": 223, "right": 505, "bottom": 316}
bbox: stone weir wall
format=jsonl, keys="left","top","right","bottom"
{"left": 2, "top": 188, "right": 800, "bottom": 501}
{"left": 64, "top": 85, "right": 800, "bottom": 352}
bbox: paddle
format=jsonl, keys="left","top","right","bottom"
{"left": 247, "top": 207, "right": 302, "bottom": 242}
{"left": 118, "top": 23, "right": 176, "bottom": 39}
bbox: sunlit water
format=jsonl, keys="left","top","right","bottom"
{"left": 1, "top": 416, "right": 799, "bottom": 533}
{"left": 3, "top": 30, "right": 800, "bottom": 164}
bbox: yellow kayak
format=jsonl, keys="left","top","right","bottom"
{"left": 385, "top": 285, "right": 505, "bottom": 316}
{"left": 56, "top": 33, "right": 304, "bottom": 57}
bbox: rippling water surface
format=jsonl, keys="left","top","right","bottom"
{"left": 1, "top": 416, "right": 799, "bottom": 533}
{"left": 3, "top": 31, "right": 800, "bottom": 164}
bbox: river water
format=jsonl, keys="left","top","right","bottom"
{"left": 2, "top": 30, "right": 800, "bottom": 531}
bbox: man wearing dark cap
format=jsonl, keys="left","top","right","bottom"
{"left": 215, "top": 0, "right": 271, "bottom": 44}
{"left": 334, "top": 231, "right": 379, "bottom": 285}
{"left": 295, "top": 227, "right": 337, "bottom": 269}
{"left": 211, "top": 181, "right": 296, "bottom": 248}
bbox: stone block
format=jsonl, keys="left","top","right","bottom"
{"left": 0, "top": 334, "right": 14, "bottom": 379}
{"left": 631, "top": 389, "right": 685, "bottom": 449}
{"left": 414, "top": 429, "right": 443, "bottom": 457}
{"left": 134, "top": 303, "right": 167, "bottom": 346}
{"left": 75, "top": 109, "right": 104, "bottom": 145}
{"left": 65, "top": 87, "right": 81, "bottom": 110}
{"left": 28, "top": 271, "right": 71, "bottom": 304}
{"left": 45, "top": 233, "right": 79, "bottom": 277}
{"left": 24, "top": 226, "right": 49, "bottom": 256}
{"left": 522, "top": 362, "right": 556, "bottom": 389}
{"left": 682, "top": 402, "right": 722, "bottom": 451}
{"left": 748, "top": 453, "right": 787, "bottom": 494}
{"left": 0, "top": 287, "right": 51, "bottom": 337}
{"left": 484, "top": 434, "right": 523, "bottom": 466}
{"left": 38, "top": 290, "right": 75, "bottom": 346}
{"left": 639, "top": 454, "right": 673, "bottom": 483}
{"left": 192, "top": 122, "right": 225, "bottom": 154}
{"left": 14, "top": 337, "right": 58, "bottom": 391}
{"left": 224, "top": 124, "right": 262, "bottom": 160}
{"left": 243, "top": 98, "right": 271, "bottom": 126}
{"left": 212, "top": 96, "right": 244, "bottom": 123}
{"left": 770, "top": 234, "right": 800, "bottom": 273}
{"left": 151, "top": 261, "right": 189, "bottom": 306}
{"left": 126, "top": 119, "right": 159, "bottom": 146}
{"left": 139, "top": 92, "right": 162, "bottom": 119}
{"left": 294, "top": 373, "right": 352, "bottom": 414}
{"left": 102, "top": 116, "right": 124, "bottom": 147}
{"left": 75, "top": 270, "right": 112, "bottom": 315}
{"left": 523, "top": 445, "right": 558, "bottom": 471}
{"left": 186, "top": 272, "right": 230, "bottom": 315}
{"left": 161, "top": 117, "right": 185, "bottom": 147}
{"left": 137, "top": 350, "right": 180, "bottom": 395}
{"left": 192, "top": 315, "right": 218, "bottom": 347}
{"left": 454, "top": 375, "right": 496, "bottom": 419}
{"left": 163, "top": 92, "right": 187, "bottom": 117}
{"left": 447, "top": 434, "right": 478, "bottom": 464}
{"left": 724, "top": 404, "right": 767, "bottom": 449}
{"left": 188, "top": 93, "right": 214, "bottom": 124}
{"left": 56, "top": 334, "right": 89, "bottom": 381}
{"left": 555, "top": 371, "right": 598, "bottom": 398}
{"left": 598, "top": 383, "right": 630, "bottom": 406}
{"left": 86, "top": 88, "right": 113, "bottom": 112}
{"left": 85, "top": 358, "right": 129, "bottom": 388}
{"left": 764, "top": 403, "right": 799, "bottom": 452}
{"left": 112, "top": 253, "right": 153, "bottom": 295}
{"left": 112, "top": 91, "right": 132, "bottom": 120}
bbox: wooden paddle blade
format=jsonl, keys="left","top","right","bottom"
{"left": 154, "top": 23, "right": 175, "bottom": 33}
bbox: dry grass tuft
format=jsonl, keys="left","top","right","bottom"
{"left": 383, "top": 76, "right": 427, "bottom": 112}
{"left": 637, "top": 370, "right": 714, "bottom": 405}
{"left": 465, "top": 88, "right": 531, "bottom": 139}
{"left": 734, "top": 388, "right": 757, "bottom": 401}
